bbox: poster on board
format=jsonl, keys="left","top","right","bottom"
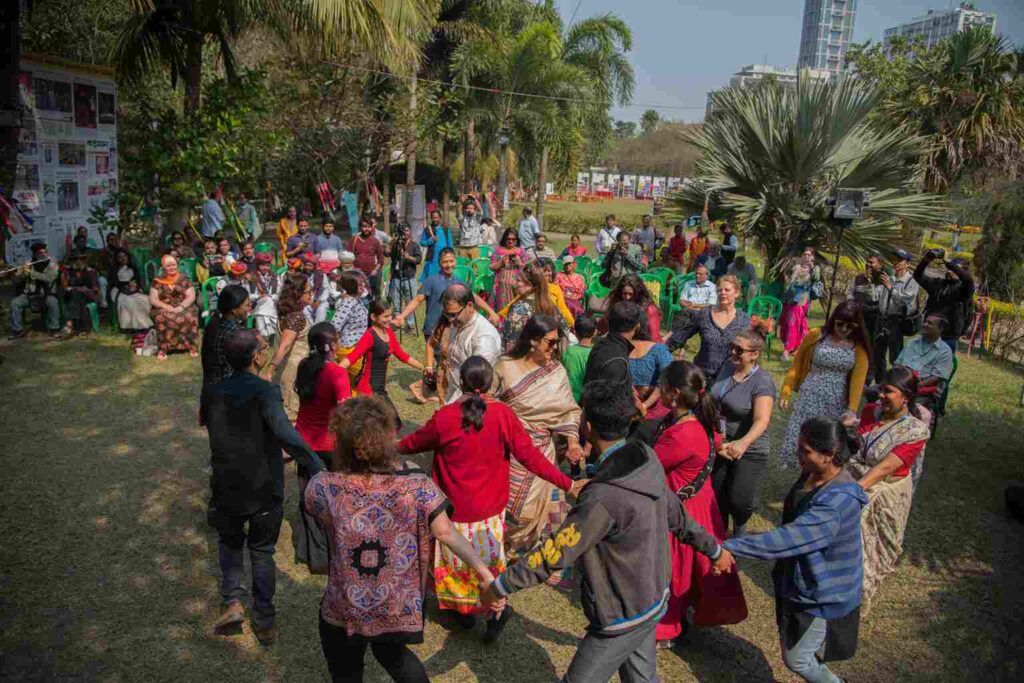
{"left": 74, "top": 83, "right": 97, "bottom": 129}
{"left": 98, "top": 91, "right": 115, "bottom": 126}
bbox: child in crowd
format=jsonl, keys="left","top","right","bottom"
{"left": 562, "top": 315, "right": 596, "bottom": 404}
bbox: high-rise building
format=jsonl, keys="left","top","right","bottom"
{"left": 705, "top": 64, "right": 832, "bottom": 119}
{"left": 884, "top": 4, "right": 997, "bottom": 49}
{"left": 798, "top": 0, "right": 858, "bottom": 76}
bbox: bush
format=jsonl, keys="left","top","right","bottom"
{"left": 974, "top": 186, "right": 1024, "bottom": 300}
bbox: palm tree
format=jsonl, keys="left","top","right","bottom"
{"left": 113, "top": 0, "right": 433, "bottom": 114}
{"left": 675, "top": 71, "right": 948, "bottom": 282}
{"left": 640, "top": 109, "right": 660, "bottom": 135}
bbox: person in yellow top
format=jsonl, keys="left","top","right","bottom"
{"left": 777, "top": 300, "right": 871, "bottom": 468}
{"left": 497, "top": 259, "right": 575, "bottom": 328}
{"left": 277, "top": 206, "right": 298, "bottom": 252}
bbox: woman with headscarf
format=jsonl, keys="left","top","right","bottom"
{"left": 149, "top": 254, "right": 199, "bottom": 359}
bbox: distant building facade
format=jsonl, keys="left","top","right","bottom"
{"left": 884, "top": 3, "right": 996, "bottom": 49}
{"left": 798, "top": 0, "right": 858, "bottom": 76}
{"left": 705, "top": 64, "right": 831, "bottom": 118}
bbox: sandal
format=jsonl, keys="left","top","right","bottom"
{"left": 157, "top": 351, "right": 168, "bottom": 360}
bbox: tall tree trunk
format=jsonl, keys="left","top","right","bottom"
{"left": 497, "top": 140, "right": 509, "bottom": 223}
{"left": 463, "top": 117, "right": 475, "bottom": 195}
{"left": 404, "top": 74, "right": 417, "bottom": 229}
{"left": 0, "top": 0, "right": 21, "bottom": 218}
{"left": 441, "top": 141, "right": 452, "bottom": 227}
{"left": 535, "top": 146, "right": 548, "bottom": 232}
{"left": 381, "top": 166, "right": 391, "bottom": 234}
{"left": 184, "top": 35, "right": 203, "bottom": 115}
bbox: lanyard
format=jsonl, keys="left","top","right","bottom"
{"left": 713, "top": 364, "right": 759, "bottom": 403}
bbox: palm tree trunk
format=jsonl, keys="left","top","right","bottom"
{"left": 497, "top": 140, "right": 509, "bottom": 222}
{"left": 184, "top": 35, "right": 203, "bottom": 115}
{"left": 463, "top": 117, "right": 475, "bottom": 194}
{"left": 535, "top": 146, "right": 548, "bottom": 231}
{"left": 381, "top": 167, "right": 391, "bottom": 234}
{"left": 405, "top": 74, "right": 417, "bottom": 228}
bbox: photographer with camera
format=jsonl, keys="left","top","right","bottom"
{"left": 913, "top": 248, "right": 974, "bottom": 354}
{"left": 601, "top": 230, "right": 644, "bottom": 288}
{"left": 388, "top": 225, "right": 422, "bottom": 331}
{"left": 873, "top": 250, "right": 920, "bottom": 377}
{"left": 849, "top": 255, "right": 886, "bottom": 383}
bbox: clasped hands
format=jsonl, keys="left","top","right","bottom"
{"left": 710, "top": 548, "right": 736, "bottom": 576}
{"left": 479, "top": 579, "right": 507, "bottom": 616}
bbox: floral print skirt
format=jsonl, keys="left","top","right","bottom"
{"left": 433, "top": 513, "right": 506, "bottom": 614}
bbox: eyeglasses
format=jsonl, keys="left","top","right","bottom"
{"left": 443, "top": 304, "right": 467, "bottom": 321}
{"left": 540, "top": 336, "right": 559, "bottom": 349}
{"left": 729, "top": 344, "right": 755, "bottom": 355}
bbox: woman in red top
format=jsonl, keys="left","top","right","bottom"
{"left": 398, "top": 355, "right": 582, "bottom": 642}
{"left": 846, "top": 365, "right": 931, "bottom": 608}
{"left": 293, "top": 322, "right": 351, "bottom": 570}
{"left": 648, "top": 360, "right": 747, "bottom": 648}
{"left": 341, "top": 300, "right": 424, "bottom": 413}
{"left": 668, "top": 223, "right": 688, "bottom": 274}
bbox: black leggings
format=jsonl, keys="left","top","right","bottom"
{"left": 711, "top": 451, "right": 767, "bottom": 532}
{"left": 319, "top": 616, "right": 428, "bottom": 683}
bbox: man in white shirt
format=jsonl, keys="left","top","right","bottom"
{"left": 680, "top": 265, "right": 718, "bottom": 310}
{"left": 517, "top": 207, "right": 541, "bottom": 252}
{"left": 440, "top": 283, "right": 502, "bottom": 403}
{"left": 595, "top": 213, "right": 621, "bottom": 257}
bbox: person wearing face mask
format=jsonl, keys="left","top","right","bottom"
{"left": 780, "top": 247, "right": 823, "bottom": 361}
{"left": 7, "top": 243, "right": 63, "bottom": 340}
{"left": 492, "top": 315, "right": 585, "bottom": 579}
{"left": 723, "top": 417, "right": 868, "bottom": 683}
{"left": 439, "top": 283, "right": 502, "bottom": 404}
{"left": 419, "top": 209, "right": 454, "bottom": 281}
{"left": 149, "top": 254, "right": 199, "bottom": 359}
{"left": 847, "top": 366, "right": 931, "bottom": 609}
{"left": 778, "top": 301, "right": 871, "bottom": 469}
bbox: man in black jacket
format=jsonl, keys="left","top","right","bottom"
{"left": 583, "top": 301, "right": 641, "bottom": 389}
{"left": 483, "top": 381, "right": 734, "bottom": 682}
{"left": 914, "top": 251, "right": 974, "bottom": 354}
{"left": 202, "top": 329, "right": 323, "bottom": 645}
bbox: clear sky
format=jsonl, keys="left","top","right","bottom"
{"left": 554, "top": 0, "right": 1024, "bottom": 123}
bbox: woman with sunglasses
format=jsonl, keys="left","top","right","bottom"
{"left": 490, "top": 228, "right": 526, "bottom": 311}
{"left": 778, "top": 301, "right": 871, "bottom": 469}
{"left": 492, "top": 315, "right": 584, "bottom": 582}
{"left": 710, "top": 327, "right": 777, "bottom": 537}
{"left": 498, "top": 262, "right": 570, "bottom": 352}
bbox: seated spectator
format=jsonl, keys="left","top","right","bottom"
{"left": 235, "top": 239, "right": 257, "bottom": 272}
{"left": 216, "top": 237, "right": 238, "bottom": 266}
{"left": 109, "top": 248, "right": 152, "bottom": 331}
{"left": 680, "top": 265, "right": 718, "bottom": 311}
{"left": 894, "top": 314, "right": 954, "bottom": 415}
{"left": 248, "top": 252, "right": 281, "bottom": 340}
{"left": 8, "top": 243, "right": 62, "bottom": 340}
{"left": 61, "top": 251, "right": 101, "bottom": 336}
{"left": 555, "top": 255, "right": 586, "bottom": 320}
{"left": 559, "top": 233, "right": 587, "bottom": 259}
{"left": 302, "top": 254, "right": 331, "bottom": 324}
{"left": 149, "top": 254, "right": 199, "bottom": 359}
{"left": 338, "top": 250, "right": 371, "bottom": 303}
{"left": 704, "top": 243, "right": 728, "bottom": 280}
{"left": 197, "top": 239, "right": 225, "bottom": 281}
{"left": 527, "top": 233, "right": 556, "bottom": 262}
{"left": 171, "top": 230, "right": 196, "bottom": 259}
{"left": 726, "top": 255, "right": 758, "bottom": 300}
{"left": 318, "top": 218, "right": 344, "bottom": 271}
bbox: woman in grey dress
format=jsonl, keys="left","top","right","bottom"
{"left": 778, "top": 301, "right": 871, "bottom": 468}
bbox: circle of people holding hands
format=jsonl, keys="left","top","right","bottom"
{"left": 8, "top": 195, "right": 972, "bottom": 683}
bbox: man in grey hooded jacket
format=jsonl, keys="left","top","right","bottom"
{"left": 484, "top": 380, "right": 735, "bottom": 682}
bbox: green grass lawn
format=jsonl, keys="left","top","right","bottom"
{"left": 1, "top": 295, "right": 1022, "bottom": 681}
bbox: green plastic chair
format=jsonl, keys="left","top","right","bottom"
{"left": 142, "top": 259, "right": 161, "bottom": 290}
{"left": 665, "top": 273, "right": 697, "bottom": 327}
{"left": 553, "top": 259, "right": 564, "bottom": 273}
{"left": 478, "top": 245, "right": 494, "bottom": 259}
{"left": 474, "top": 271, "right": 494, "bottom": 295}
{"left": 639, "top": 273, "right": 663, "bottom": 307}
{"left": 938, "top": 355, "right": 958, "bottom": 417}
{"left": 85, "top": 302, "right": 101, "bottom": 332}
{"left": 585, "top": 276, "right": 611, "bottom": 316}
{"left": 276, "top": 265, "right": 288, "bottom": 276}
{"left": 472, "top": 258, "right": 492, "bottom": 280}
{"left": 178, "top": 257, "right": 199, "bottom": 283}
{"left": 455, "top": 256, "right": 472, "bottom": 267}
{"left": 200, "top": 277, "right": 225, "bottom": 326}
{"left": 131, "top": 247, "right": 152, "bottom": 273}
{"left": 757, "top": 281, "right": 785, "bottom": 300}
{"left": 747, "top": 295, "right": 783, "bottom": 360}
{"left": 574, "top": 255, "right": 593, "bottom": 275}
{"left": 453, "top": 265, "right": 474, "bottom": 287}
{"left": 588, "top": 267, "right": 605, "bottom": 285}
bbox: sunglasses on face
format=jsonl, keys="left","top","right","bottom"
{"left": 443, "top": 304, "right": 467, "bottom": 321}
{"left": 730, "top": 344, "right": 755, "bottom": 355}
{"left": 540, "top": 336, "right": 559, "bottom": 349}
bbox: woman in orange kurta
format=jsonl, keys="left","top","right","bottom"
{"left": 687, "top": 228, "right": 709, "bottom": 272}
{"left": 277, "top": 206, "right": 298, "bottom": 252}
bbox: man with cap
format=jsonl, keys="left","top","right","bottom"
{"left": 249, "top": 252, "right": 280, "bottom": 340}
{"left": 61, "top": 250, "right": 101, "bottom": 336}
{"left": 874, "top": 249, "right": 920, "bottom": 375}
{"left": 914, "top": 249, "right": 974, "bottom": 354}
{"left": 8, "top": 243, "right": 63, "bottom": 339}
{"left": 555, "top": 254, "right": 586, "bottom": 319}
{"left": 301, "top": 254, "right": 330, "bottom": 324}
{"left": 337, "top": 250, "right": 370, "bottom": 304}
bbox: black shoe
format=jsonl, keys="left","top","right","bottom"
{"left": 7, "top": 330, "right": 25, "bottom": 340}
{"left": 483, "top": 606, "right": 512, "bottom": 644}
{"left": 452, "top": 612, "right": 478, "bottom": 630}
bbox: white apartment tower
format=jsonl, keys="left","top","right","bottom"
{"left": 798, "top": 0, "right": 858, "bottom": 76}
{"left": 884, "top": 3, "right": 997, "bottom": 49}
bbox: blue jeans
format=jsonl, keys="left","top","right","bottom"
{"left": 10, "top": 293, "right": 60, "bottom": 332}
{"left": 207, "top": 502, "right": 283, "bottom": 630}
{"left": 389, "top": 277, "right": 417, "bottom": 328}
{"left": 781, "top": 616, "right": 843, "bottom": 683}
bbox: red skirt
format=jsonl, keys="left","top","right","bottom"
{"left": 656, "top": 480, "right": 747, "bottom": 641}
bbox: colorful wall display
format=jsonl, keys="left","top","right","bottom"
{"left": 7, "top": 56, "right": 118, "bottom": 264}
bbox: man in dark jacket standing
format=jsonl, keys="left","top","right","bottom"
{"left": 583, "top": 301, "right": 641, "bottom": 388}
{"left": 202, "top": 329, "right": 323, "bottom": 645}
{"left": 914, "top": 251, "right": 974, "bottom": 354}
{"left": 484, "top": 380, "right": 734, "bottom": 682}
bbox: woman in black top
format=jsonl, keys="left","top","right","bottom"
{"left": 200, "top": 285, "right": 252, "bottom": 422}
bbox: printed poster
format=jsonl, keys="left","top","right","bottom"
{"left": 33, "top": 76, "right": 72, "bottom": 120}
{"left": 57, "top": 179, "right": 80, "bottom": 213}
{"left": 74, "top": 83, "right": 97, "bottom": 129}
{"left": 98, "top": 91, "right": 115, "bottom": 125}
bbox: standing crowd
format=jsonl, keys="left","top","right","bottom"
{"left": 5, "top": 197, "right": 970, "bottom": 683}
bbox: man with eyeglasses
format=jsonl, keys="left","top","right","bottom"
{"left": 440, "top": 283, "right": 501, "bottom": 404}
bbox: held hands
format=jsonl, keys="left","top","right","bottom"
{"left": 391, "top": 314, "right": 406, "bottom": 327}
{"left": 718, "top": 441, "right": 747, "bottom": 461}
{"left": 259, "top": 366, "right": 274, "bottom": 381}
{"left": 479, "top": 580, "right": 506, "bottom": 615}
{"left": 711, "top": 548, "right": 736, "bottom": 576}
{"left": 569, "top": 478, "right": 589, "bottom": 499}
{"left": 778, "top": 396, "right": 790, "bottom": 411}
{"left": 488, "top": 313, "right": 502, "bottom": 327}
{"left": 566, "top": 441, "right": 585, "bottom": 465}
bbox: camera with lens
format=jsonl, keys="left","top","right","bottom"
{"left": 926, "top": 248, "right": 945, "bottom": 260}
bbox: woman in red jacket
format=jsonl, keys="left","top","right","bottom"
{"left": 293, "top": 322, "right": 352, "bottom": 571}
{"left": 398, "top": 355, "right": 584, "bottom": 642}
{"left": 648, "top": 360, "right": 747, "bottom": 649}
{"left": 340, "top": 299, "right": 424, "bottom": 414}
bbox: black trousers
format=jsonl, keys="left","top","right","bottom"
{"left": 871, "top": 317, "right": 905, "bottom": 383}
{"left": 711, "top": 451, "right": 767, "bottom": 531}
{"left": 319, "top": 616, "right": 428, "bottom": 683}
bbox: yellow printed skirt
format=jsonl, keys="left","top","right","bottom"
{"left": 336, "top": 344, "right": 366, "bottom": 393}
{"left": 433, "top": 513, "right": 506, "bottom": 614}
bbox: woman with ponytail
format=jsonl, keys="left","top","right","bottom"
{"left": 398, "top": 356, "right": 583, "bottom": 642}
{"left": 649, "top": 360, "right": 748, "bottom": 649}
{"left": 199, "top": 284, "right": 252, "bottom": 421}
{"left": 724, "top": 417, "right": 868, "bottom": 683}
{"left": 292, "top": 322, "right": 351, "bottom": 571}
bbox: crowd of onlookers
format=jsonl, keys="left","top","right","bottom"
{"left": 3, "top": 195, "right": 975, "bottom": 683}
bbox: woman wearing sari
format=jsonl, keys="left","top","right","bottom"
{"left": 498, "top": 262, "right": 571, "bottom": 351}
{"left": 491, "top": 228, "right": 526, "bottom": 311}
{"left": 780, "top": 247, "right": 823, "bottom": 360}
{"left": 149, "top": 254, "right": 199, "bottom": 359}
{"left": 492, "top": 315, "right": 584, "bottom": 584}
{"left": 846, "top": 366, "right": 931, "bottom": 610}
